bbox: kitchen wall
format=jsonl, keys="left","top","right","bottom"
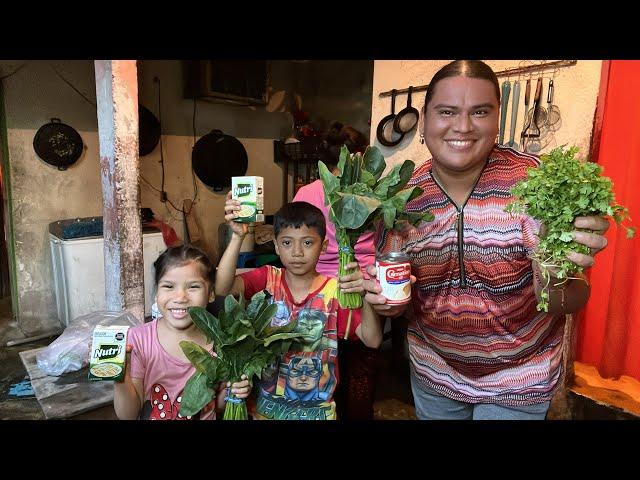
{"left": 0, "top": 59, "right": 374, "bottom": 342}
{"left": 370, "top": 60, "right": 603, "bottom": 170}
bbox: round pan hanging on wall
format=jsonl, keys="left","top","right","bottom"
{"left": 192, "top": 129, "right": 248, "bottom": 192}
{"left": 139, "top": 104, "right": 161, "bottom": 156}
{"left": 33, "top": 118, "right": 84, "bottom": 170}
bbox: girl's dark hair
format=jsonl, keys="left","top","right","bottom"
{"left": 318, "top": 121, "right": 368, "bottom": 169}
{"left": 153, "top": 244, "right": 215, "bottom": 286}
{"left": 274, "top": 201, "right": 326, "bottom": 240}
{"left": 424, "top": 60, "right": 500, "bottom": 111}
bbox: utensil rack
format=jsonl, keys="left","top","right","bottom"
{"left": 378, "top": 60, "right": 577, "bottom": 98}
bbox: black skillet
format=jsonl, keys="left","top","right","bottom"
{"left": 33, "top": 118, "right": 84, "bottom": 171}
{"left": 376, "top": 89, "right": 405, "bottom": 147}
{"left": 192, "top": 129, "right": 248, "bottom": 191}
{"left": 393, "top": 86, "right": 419, "bottom": 135}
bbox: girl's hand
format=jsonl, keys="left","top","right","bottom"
{"left": 566, "top": 215, "right": 610, "bottom": 268}
{"left": 338, "top": 261, "right": 364, "bottom": 294}
{"left": 227, "top": 375, "right": 251, "bottom": 400}
{"left": 224, "top": 191, "right": 248, "bottom": 238}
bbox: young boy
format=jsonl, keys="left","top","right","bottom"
{"left": 216, "top": 197, "right": 383, "bottom": 420}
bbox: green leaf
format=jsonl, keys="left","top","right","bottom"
{"left": 186, "top": 307, "right": 226, "bottom": 347}
{"left": 362, "top": 146, "right": 386, "bottom": 180}
{"left": 340, "top": 146, "right": 352, "bottom": 186}
{"left": 333, "top": 194, "right": 381, "bottom": 229}
{"left": 179, "top": 371, "right": 214, "bottom": 417}
{"left": 373, "top": 164, "right": 401, "bottom": 199}
{"left": 318, "top": 161, "right": 339, "bottom": 203}
{"left": 246, "top": 291, "right": 267, "bottom": 320}
{"left": 262, "top": 332, "right": 306, "bottom": 347}
{"left": 380, "top": 201, "right": 397, "bottom": 230}
{"left": 360, "top": 169, "right": 377, "bottom": 187}
{"left": 254, "top": 302, "right": 279, "bottom": 337}
{"left": 180, "top": 341, "right": 216, "bottom": 375}
{"left": 387, "top": 160, "right": 416, "bottom": 197}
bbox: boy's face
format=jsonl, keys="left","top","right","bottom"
{"left": 274, "top": 225, "right": 327, "bottom": 277}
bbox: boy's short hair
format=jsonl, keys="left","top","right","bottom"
{"left": 274, "top": 201, "right": 326, "bottom": 240}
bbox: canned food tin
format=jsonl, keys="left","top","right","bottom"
{"left": 376, "top": 252, "right": 411, "bottom": 305}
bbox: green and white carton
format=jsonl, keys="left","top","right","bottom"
{"left": 88, "top": 325, "right": 129, "bottom": 382}
{"left": 232, "top": 176, "right": 264, "bottom": 223}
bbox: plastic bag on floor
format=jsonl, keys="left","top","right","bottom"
{"left": 36, "top": 310, "right": 140, "bottom": 376}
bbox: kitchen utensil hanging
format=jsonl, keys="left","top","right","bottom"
{"left": 393, "top": 86, "right": 420, "bottom": 135}
{"left": 519, "top": 78, "right": 532, "bottom": 150}
{"left": 33, "top": 118, "right": 84, "bottom": 170}
{"left": 376, "top": 89, "right": 405, "bottom": 147}
{"left": 522, "top": 77, "right": 544, "bottom": 153}
{"left": 498, "top": 80, "right": 511, "bottom": 145}
{"left": 139, "top": 104, "right": 161, "bottom": 156}
{"left": 192, "top": 129, "right": 248, "bottom": 191}
{"left": 507, "top": 80, "right": 521, "bottom": 149}
{"left": 546, "top": 78, "right": 562, "bottom": 132}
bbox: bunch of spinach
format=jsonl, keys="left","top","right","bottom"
{"left": 179, "top": 291, "right": 305, "bottom": 420}
{"left": 319, "top": 145, "right": 434, "bottom": 310}
{"left": 505, "top": 146, "right": 635, "bottom": 312}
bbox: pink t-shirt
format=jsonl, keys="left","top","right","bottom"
{"left": 293, "top": 180, "right": 376, "bottom": 278}
{"left": 128, "top": 320, "right": 217, "bottom": 420}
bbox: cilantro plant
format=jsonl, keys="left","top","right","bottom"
{"left": 178, "top": 291, "right": 305, "bottom": 420}
{"left": 319, "top": 145, "right": 434, "bottom": 310}
{"left": 505, "top": 146, "right": 635, "bottom": 311}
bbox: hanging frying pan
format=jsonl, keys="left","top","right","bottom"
{"left": 192, "top": 129, "right": 248, "bottom": 192}
{"left": 393, "top": 86, "right": 420, "bottom": 135}
{"left": 33, "top": 118, "right": 84, "bottom": 171}
{"left": 376, "top": 89, "right": 405, "bottom": 147}
{"left": 139, "top": 104, "right": 161, "bottom": 156}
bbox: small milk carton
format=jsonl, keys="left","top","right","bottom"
{"left": 232, "top": 176, "right": 264, "bottom": 223}
{"left": 88, "top": 325, "right": 129, "bottom": 382}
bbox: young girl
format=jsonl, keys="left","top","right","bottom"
{"left": 114, "top": 244, "right": 250, "bottom": 420}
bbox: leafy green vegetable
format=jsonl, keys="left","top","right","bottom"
{"left": 505, "top": 145, "right": 635, "bottom": 312}
{"left": 179, "top": 291, "right": 305, "bottom": 420}
{"left": 319, "top": 145, "right": 434, "bottom": 309}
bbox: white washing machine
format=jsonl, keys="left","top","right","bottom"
{"left": 49, "top": 218, "right": 166, "bottom": 326}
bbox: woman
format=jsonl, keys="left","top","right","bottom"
{"left": 362, "top": 60, "right": 609, "bottom": 420}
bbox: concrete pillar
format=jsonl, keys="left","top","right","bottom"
{"left": 94, "top": 60, "right": 144, "bottom": 322}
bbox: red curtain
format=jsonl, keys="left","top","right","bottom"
{"left": 576, "top": 60, "right": 640, "bottom": 381}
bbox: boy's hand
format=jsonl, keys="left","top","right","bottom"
{"left": 338, "top": 261, "right": 365, "bottom": 294}
{"left": 224, "top": 191, "right": 248, "bottom": 238}
{"left": 362, "top": 264, "right": 415, "bottom": 317}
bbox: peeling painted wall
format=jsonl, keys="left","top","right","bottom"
{"left": 371, "top": 60, "right": 602, "bottom": 169}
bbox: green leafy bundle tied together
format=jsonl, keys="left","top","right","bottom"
{"left": 318, "top": 145, "right": 434, "bottom": 309}
{"left": 505, "top": 145, "right": 635, "bottom": 312}
{"left": 179, "top": 291, "right": 305, "bottom": 420}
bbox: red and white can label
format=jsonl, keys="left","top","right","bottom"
{"left": 376, "top": 259, "right": 411, "bottom": 305}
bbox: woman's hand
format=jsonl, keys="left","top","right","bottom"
{"left": 224, "top": 191, "right": 248, "bottom": 238}
{"left": 566, "top": 215, "right": 610, "bottom": 268}
{"left": 361, "top": 264, "right": 415, "bottom": 317}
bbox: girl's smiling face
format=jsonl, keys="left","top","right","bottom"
{"left": 155, "top": 261, "right": 212, "bottom": 331}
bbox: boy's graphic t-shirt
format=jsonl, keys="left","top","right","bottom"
{"left": 240, "top": 266, "right": 361, "bottom": 420}
{"left": 128, "top": 320, "right": 217, "bottom": 420}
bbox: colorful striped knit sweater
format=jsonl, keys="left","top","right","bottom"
{"left": 376, "top": 145, "right": 564, "bottom": 406}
